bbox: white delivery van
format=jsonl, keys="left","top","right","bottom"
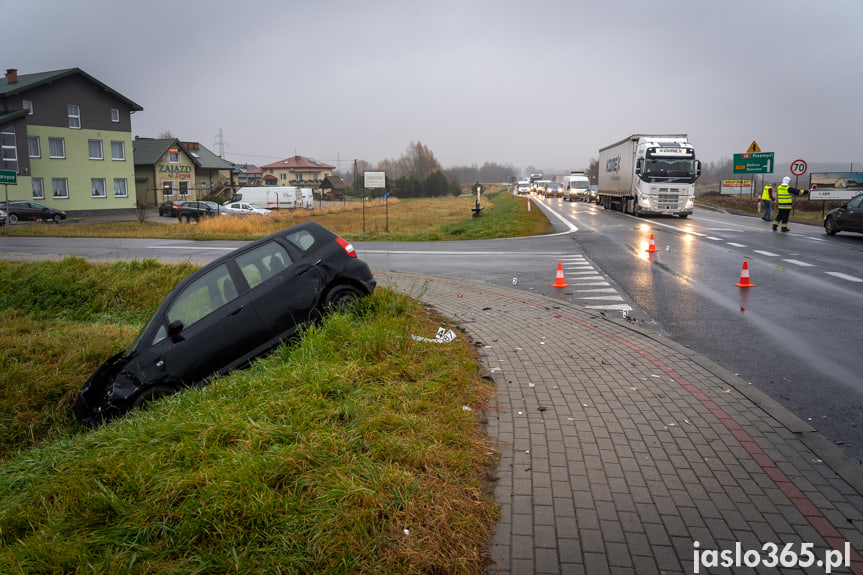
{"left": 562, "top": 172, "right": 591, "bottom": 202}
{"left": 230, "top": 187, "right": 301, "bottom": 209}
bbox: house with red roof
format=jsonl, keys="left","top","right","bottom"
{"left": 259, "top": 155, "right": 334, "bottom": 189}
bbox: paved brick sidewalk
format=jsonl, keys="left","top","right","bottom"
{"left": 376, "top": 271, "right": 863, "bottom": 575}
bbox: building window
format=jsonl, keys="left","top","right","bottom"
{"left": 111, "top": 140, "right": 125, "bottom": 161}
{"left": 179, "top": 181, "right": 190, "bottom": 196}
{"left": 113, "top": 178, "right": 128, "bottom": 197}
{"left": 280, "top": 173, "right": 286, "bottom": 182}
{"left": 91, "top": 178, "right": 107, "bottom": 198}
{"left": 162, "top": 181, "right": 174, "bottom": 197}
{"left": 1, "top": 126, "right": 17, "bottom": 172}
{"left": 28, "top": 136, "right": 40, "bottom": 158}
{"left": 68, "top": 105, "right": 81, "bottom": 129}
{"left": 23, "top": 100, "right": 34, "bottom": 115}
{"left": 88, "top": 139, "right": 103, "bottom": 160}
{"left": 49, "top": 137, "right": 65, "bottom": 159}
{"left": 52, "top": 178, "right": 69, "bottom": 199}
{"left": 168, "top": 148, "right": 180, "bottom": 163}
{"left": 32, "top": 178, "right": 45, "bottom": 200}
{"left": 111, "top": 108, "right": 120, "bottom": 122}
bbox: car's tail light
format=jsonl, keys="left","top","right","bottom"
{"left": 335, "top": 236, "right": 357, "bottom": 258}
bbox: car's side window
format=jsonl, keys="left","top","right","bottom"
{"left": 848, "top": 195, "right": 863, "bottom": 209}
{"left": 236, "top": 241, "right": 293, "bottom": 289}
{"left": 164, "top": 264, "right": 237, "bottom": 334}
{"left": 285, "top": 229, "right": 316, "bottom": 251}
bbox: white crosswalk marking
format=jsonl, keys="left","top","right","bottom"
{"left": 557, "top": 255, "right": 631, "bottom": 312}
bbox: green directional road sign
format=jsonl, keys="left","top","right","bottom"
{"left": 0, "top": 170, "right": 17, "bottom": 185}
{"left": 733, "top": 152, "right": 774, "bottom": 174}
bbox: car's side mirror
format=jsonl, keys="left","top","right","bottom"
{"left": 168, "top": 320, "right": 185, "bottom": 342}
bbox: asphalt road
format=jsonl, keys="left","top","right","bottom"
{"left": 528, "top": 196, "right": 863, "bottom": 463}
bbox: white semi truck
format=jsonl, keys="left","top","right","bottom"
{"left": 597, "top": 134, "right": 701, "bottom": 218}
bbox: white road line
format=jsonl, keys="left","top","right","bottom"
{"left": 573, "top": 288, "right": 618, "bottom": 294}
{"left": 585, "top": 304, "right": 632, "bottom": 311}
{"left": 567, "top": 281, "right": 611, "bottom": 287}
{"left": 782, "top": 259, "right": 815, "bottom": 267}
{"left": 754, "top": 250, "right": 780, "bottom": 257}
{"left": 577, "top": 295, "right": 624, "bottom": 301}
{"left": 825, "top": 272, "right": 863, "bottom": 283}
{"left": 727, "top": 242, "right": 747, "bottom": 248}
{"left": 150, "top": 245, "right": 235, "bottom": 251}
{"left": 706, "top": 237, "right": 723, "bottom": 241}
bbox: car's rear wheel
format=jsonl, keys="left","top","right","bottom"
{"left": 824, "top": 216, "right": 838, "bottom": 236}
{"left": 131, "top": 384, "right": 176, "bottom": 409}
{"left": 181, "top": 215, "right": 190, "bottom": 224}
{"left": 324, "top": 284, "right": 363, "bottom": 311}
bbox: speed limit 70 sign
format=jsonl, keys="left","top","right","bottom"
{"left": 790, "top": 159, "right": 807, "bottom": 176}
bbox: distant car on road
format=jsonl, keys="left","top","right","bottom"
{"left": 588, "top": 185, "right": 598, "bottom": 203}
{"left": 0, "top": 200, "right": 67, "bottom": 223}
{"left": 158, "top": 200, "right": 185, "bottom": 217}
{"left": 176, "top": 201, "right": 222, "bottom": 223}
{"left": 222, "top": 202, "right": 272, "bottom": 216}
{"left": 73, "top": 221, "right": 377, "bottom": 426}
{"left": 544, "top": 182, "right": 564, "bottom": 198}
{"left": 824, "top": 194, "right": 863, "bottom": 236}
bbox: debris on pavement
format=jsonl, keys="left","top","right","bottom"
{"left": 411, "top": 326, "right": 457, "bottom": 343}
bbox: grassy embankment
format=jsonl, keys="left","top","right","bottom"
{"left": 0, "top": 257, "right": 498, "bottom": 574}
{"left": 2, "top": 187, "right": 551, "bottom": 242}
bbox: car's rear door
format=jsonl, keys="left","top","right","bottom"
{"left": 234, "top": 239, "right": 324, "bottom": 340}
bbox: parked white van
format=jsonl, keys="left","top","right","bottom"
{"left": 230, "top": 187, "right": 302, "bottom": 209}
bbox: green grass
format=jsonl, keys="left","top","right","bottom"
{"left": 0, "top": 260, "right": 498, "bottom": 574}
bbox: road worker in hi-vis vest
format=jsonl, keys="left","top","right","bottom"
{"left": 773, "top": 176, "right": 808, "bottom": 232}
{"left": 760, "top": 184, "right": 775, "bottom": 221}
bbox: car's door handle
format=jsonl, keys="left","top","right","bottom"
{"left": 228, "top": 305, "right": 244, "bottom": 316}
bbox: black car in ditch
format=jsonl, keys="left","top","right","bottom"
{"left": 74, "top": 222, "right": 376, "bottom": 426}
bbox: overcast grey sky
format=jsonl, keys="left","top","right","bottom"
{"left": 3, "top": 0, "right": 862, "bottom": 175}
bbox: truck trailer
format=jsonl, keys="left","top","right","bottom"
{"left": 597, "top": 134, "right": 701, "bottom": 218}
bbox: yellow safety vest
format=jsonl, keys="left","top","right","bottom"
{"left": 761, "top": 186, "right": 773, "bottom": 201}
{"left": 777, "top": 185, "right": 793, "bottom": 207}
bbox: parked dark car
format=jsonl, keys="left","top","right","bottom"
{"left": 824, "top": 194, "right": 863, "bottom": 236}
{"left": 0, "top": 200, "right": 67, "bottom": 223}
{"left": 176, "top": 200, "right": 222, "bottom": 223}
{"left": 73, "top": 222, "right": 376, "bottom": 426}
{"left": 158, "top": 200, "right": 185, "bottom": 217}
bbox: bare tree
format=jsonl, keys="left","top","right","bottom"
{"left": 399, "top": 141, "right": 441, "bottom": 181}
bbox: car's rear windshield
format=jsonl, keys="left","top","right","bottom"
{"left": 285, "top": 229, "right": 316, "bottom": 251}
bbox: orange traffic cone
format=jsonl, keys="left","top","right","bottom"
{"left": 646, "top": 233, "right": 658, "bottom": 253}
{"left": 551, "top": 262, "right": 569, "bottom": 287}
{"left": 735, "top": 261, "right": 755, "bottom": 287}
